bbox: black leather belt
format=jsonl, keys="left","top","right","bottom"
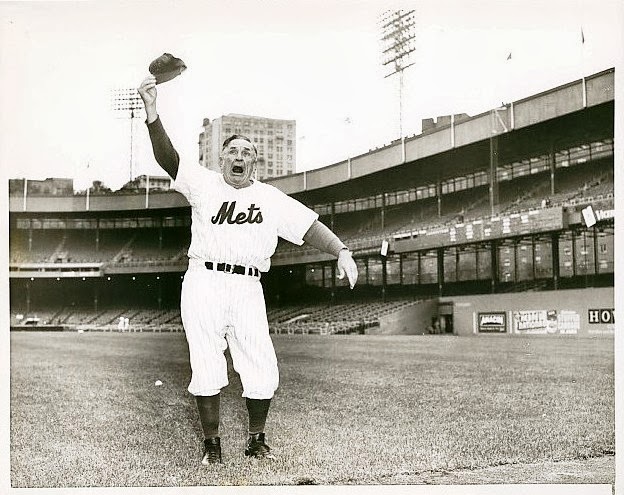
{"left": 205, "top": 261, "right": 259, "bottom": 277}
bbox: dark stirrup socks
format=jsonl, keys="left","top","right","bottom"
{"left": 196, "top": 394, "right": 221, "bottom": 439}
{"left": 246, "top": 398, "right": 272, "bottom": 434}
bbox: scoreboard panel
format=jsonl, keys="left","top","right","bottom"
{"left": 393, "top": 207, "right": 566, "bottom": 252}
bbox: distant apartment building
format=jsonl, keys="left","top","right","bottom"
{"left": 198, "top": 114, "right": 296, "bottom": 180}
{"left": 121, "top": 175, "right": 172, "bottom": 192}
{"left": 9, "top": 178, "right": 74, "bottom": 196}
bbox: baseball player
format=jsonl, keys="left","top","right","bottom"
{"left": 138, "top": 74, "right": 358, "bottom": 465}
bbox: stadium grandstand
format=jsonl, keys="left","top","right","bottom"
{"left": 9, "top": 68, "right": 614, "bottom": 337}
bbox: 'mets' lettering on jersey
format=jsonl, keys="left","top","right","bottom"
{"left": 211, "top": 201, "right": 263, "bottom": 225}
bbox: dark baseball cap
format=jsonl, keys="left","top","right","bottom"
{"left": 149, "top": 53, "right": 187, "bottom": 85}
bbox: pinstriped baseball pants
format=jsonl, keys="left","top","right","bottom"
{"left": 180, "top": 260, "right": 279, "bottom": 399}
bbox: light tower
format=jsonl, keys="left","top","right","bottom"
{"left": 111, "top": 88, "right": 144, "bottom": 183}
{"left": 379, "top": 9, "right": 416, "bottom": 139}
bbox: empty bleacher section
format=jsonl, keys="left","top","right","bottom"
{"left": 10, "top": 306, "right": 64, "bottom": 326}
{"left": 10, "top": 229, "right": 65, "bottom": 263}
{"left": 9, "top": 226, "right": 191, "bottom": 266}
{"left": 11, "top": 299, "right": 424, "bottom": 335}
{"left": 275, "top": 139, "right": 613, "bottom": 251}
{"left": 66, "top": 229, "right": 135, "bottom": 263}
{"left": 117, "top": 227, "right": 190, "bottom": 263}
{"left": 269, "top": 299, "right": 421, "bottom": 335}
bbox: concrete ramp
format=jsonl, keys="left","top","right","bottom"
{"left": 366, "top": 299, "right": 438, "bottom": 335}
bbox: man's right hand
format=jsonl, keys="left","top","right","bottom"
{"left": 138, "top": 75, "right": 158, "bottom": 123}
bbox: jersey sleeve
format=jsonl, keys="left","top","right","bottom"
{"left": 173, "top": 161, "right": 208, "bottom": 207}
{"left": 274, "top": 190, "right": 319, "bottom": 246}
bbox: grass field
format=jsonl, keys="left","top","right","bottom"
{"left": 9, "top": 332, "right": 615, "bottom": 487}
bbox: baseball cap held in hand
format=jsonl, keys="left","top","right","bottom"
{"left": 149, "top": 53, "right": 187, "bottom": 84}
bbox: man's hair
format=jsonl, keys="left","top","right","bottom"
{"left": 221, "top": 134, "right": 258, "bottom": 155}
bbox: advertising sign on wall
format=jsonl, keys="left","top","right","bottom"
{"left": 478, "top": 312, "right": 507, "bottom": 333}
{"left": 587, "top": 308, "right": 615, "bottom": 334}
{"left": 512, "top": 310, "right": 579, "bottom": 335}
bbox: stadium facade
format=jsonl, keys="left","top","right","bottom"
{"left": 9, "top": 69, "right": 614, "bottom": 337}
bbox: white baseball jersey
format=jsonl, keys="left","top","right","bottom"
{"left": 173, "top": 159, "right": 318, "bottom": 399}
{"left": 174, "top": 161, "right": 318, "bottom": 272}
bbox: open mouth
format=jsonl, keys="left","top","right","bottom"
{"left": 232, "top": 165, "right": 244, "bottom": 174}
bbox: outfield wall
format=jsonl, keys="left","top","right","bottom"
{"left": 440, "top": 288, "right": 614, "bottom": 337}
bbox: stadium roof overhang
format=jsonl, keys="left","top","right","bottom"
{"left": 288, "top": 100, "right": 613, "bottom": 205}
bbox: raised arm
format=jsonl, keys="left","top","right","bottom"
{"left": 303, "top": 219, "right": 358, "bottom": 289}
{"left": 137, "top": 75, "right": 179, "bottom": 179}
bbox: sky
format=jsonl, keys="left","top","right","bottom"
{"left": 0, "top": 0, "right": 621, "bottom": 191}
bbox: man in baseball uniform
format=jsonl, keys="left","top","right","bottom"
{"left": 138, "top": 75, "right": 358, "bottom": 465}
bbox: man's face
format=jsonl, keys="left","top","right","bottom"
{"left": 220, "top": 139, "right": 257, "bottom": 188}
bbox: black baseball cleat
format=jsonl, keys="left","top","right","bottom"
{"left": 245, "top": 432, "right": 276, "bottom": 460}
{"left": 202, "top": 437, "right": 222, "bottom": 465}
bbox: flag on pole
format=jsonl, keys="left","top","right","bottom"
{"left": 85, "top": 161, "right": 90, "bottom": 211}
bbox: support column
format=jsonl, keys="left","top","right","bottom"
{"left": 437, "top": 247, "right": 445, "bottom": 297}
{"left": 593, "top": 226, "right": 599, "bottom": 277}
{"left": 531, "top": 237, "right": 536, "bottom": 281}
{"left": 381, "top": 193, "right": 386, "bottom": 231}
{"left": 489, "top": 135, "right": 499, "bottom": 216}
{"left": 550, "top": 144, "right": 556, "bottom": 196}
{"left": 551, "top": 232, "right": 560, "bottom": 290}
{"left": 571, "top": 230, "right": 577, "bottom": 277}
{"left": 436, "top": 182, "right": 442, "bottom": 217}
{"left": 513, "top": 239, "right": 518, "bottom": 283}
{"left": 417, "top": 252, "right": 422, "bottom": 285}
{"left": 157, "top": 276, "right": 163, "bottom": 310}
{"left": 490, "top": 241, "right": 499, "bottom": 293}
{"left": 382, "top": 256, "right": 387, "bottom": 302}
{"left": 26, "top": 281, "right": 31, "bottom": 314}
{"left": 93, "top": 283, "right": 99, "bottom": 313}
